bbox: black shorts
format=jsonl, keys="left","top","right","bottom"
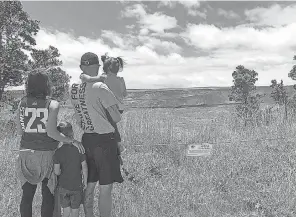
{"left": 81, "top": 133, "right": 124, "bottom": 185}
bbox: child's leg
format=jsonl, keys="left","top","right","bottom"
{"left": 62, "top": 207, "right": 71, "bottom": 217}
{"left": 70, "top": 208, "right": 79, "bottom": 217}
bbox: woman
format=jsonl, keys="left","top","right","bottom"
{"left": 16, "top": 69, "right": 84, "bottom": 217}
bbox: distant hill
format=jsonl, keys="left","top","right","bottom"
{"left": 2, "top": 85, "right": 296, "bottom": 109}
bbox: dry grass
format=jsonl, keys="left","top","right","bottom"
{"left": 0, "top": 105, "right": 296, "bottom": 217}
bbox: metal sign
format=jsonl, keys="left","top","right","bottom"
{"left": 187, "top": 143, "right": 213, "bottom": 157}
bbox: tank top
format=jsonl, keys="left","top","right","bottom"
{"left": 19, "top": 96, "right": 59, "bottom": 151}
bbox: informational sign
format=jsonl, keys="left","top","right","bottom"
{"left": 187, "top": 143, "right": 213, "bottom": 157}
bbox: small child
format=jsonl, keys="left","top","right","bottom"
{"left": 80, "top": 53, "right": 127, "bottom": 156}
{"left": 53, "top": 122, "right": 88, "bottom": 217}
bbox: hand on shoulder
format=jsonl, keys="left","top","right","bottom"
{"left": 49, "top": 99, "right": 60, "bottom": 109}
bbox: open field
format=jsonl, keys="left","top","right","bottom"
{"left": 1, "top": 88, "right": 296, "bottom": 216}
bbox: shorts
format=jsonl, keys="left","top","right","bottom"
{"left": 82, "top": 133, "right": 124, "bottom": 185}
{"left": 59, "top": 187, "right": 83, "bottom": 209}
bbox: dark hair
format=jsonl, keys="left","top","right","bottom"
{"left": 101, "top": 54, "right": 125, "bottom": 74}
{"left": 25, "top": 69, "right": 52, "bottom": 99}
{"left": 57, "top": 122, "right": 73, "bottom": 137}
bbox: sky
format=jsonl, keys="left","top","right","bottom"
{"left": 19, "top": 1, "right": 296, "bottom": 89}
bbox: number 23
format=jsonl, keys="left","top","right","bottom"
{"left": 25, "top": 108, "right": 48, "bottom": 133}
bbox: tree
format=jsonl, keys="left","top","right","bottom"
{"left": 229, "top": 65, "right": 261, "bottom": 126}
{"left": 288, "top": 55, "right": 296, "bottom": 90}
{"left": 270, "top": 79, "right": 288, "bottom": 119}
{"left": 0, "top": 1, "right": 39, "bottom": 100}
{"left": 28, "top": 46, "right": 71, "bottom": 101}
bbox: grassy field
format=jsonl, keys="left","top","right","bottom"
{"left": 1, "top": 88, "right": 296, "bottom": 217}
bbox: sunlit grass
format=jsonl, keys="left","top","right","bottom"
{"left": 1, "top": 105, "right": 296, "bottom": 217}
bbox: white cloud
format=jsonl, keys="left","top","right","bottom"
{"left": 158, "top": 0, "right": 203, "bottom": 17}
{"left": 188, "top": 10, "right": 207, "bottom": 18}
{"left": 142, "top": 13, "right": 178, "bottom": 33}
{"left": 122, "top": 4, "right": 178, "bottom": 34}
{"left": 217, "top": 8, "right": 240, "bottom": 19}
{"left": 138, "top": 36, "right": 182, "bottom": 53}
{"left": 182, "top": 23, "right": 296, "bottom": 51}
{"left": 101, "top": 30, "right": 133, "bottom": 49}
{"left": 177, "top": 0, "right": 200, "bottom": 9}
{"left": 32, "top": 12, "right": 296, "bottom": 89}
{"left": 245, "top": 4, "right": 296, "bottom": 27}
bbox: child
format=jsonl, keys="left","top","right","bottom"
{"left": 53, "top": 122, "right": 88, "bottom": 217}
{"left": 80, "top": 53, "right": 127, "bottom": 156}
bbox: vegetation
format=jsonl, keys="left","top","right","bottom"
{"left": 270, "top": 79, "right": 288, "bottom": 119}
{"left": 1, "top": 1, "right": 296, "bottom": 217}
{"left": 0, "top": 1, "right": 70, "bottom": 102}
{"left": 229, "top": 65, "right": 261, "bottom": 126}
{"left": 1, "top": 102, "right": 296, "bottom": 217}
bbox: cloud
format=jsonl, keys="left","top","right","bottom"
{"left": 245, "top": 3, "right": 296, "bottom": 27}
{"left": 101, "top": 30, "right": 134, "bottom": 49}
{"left": 158, "top": 0, "right": 203, "bottom": 17}
{"left": 188, "top": 10, "right": 207, "bottom": 18}
{"left": 217, "top": 8, "right": 240, "bottom": 19}
{"left": 182, "top": 23, "right": 296, "bottom": 51}
{"left": 122, "top": 4, "right": 178, "bottom": 34}
{"left": 177, "top": 0, "right": 200, "bottom": 9}
{"left": 32, "top": 11, "right": 296, "bottom": 89}
{"left": 138, "top": 36, "right": 182, "bottom": 54}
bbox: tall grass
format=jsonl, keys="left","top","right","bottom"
{"left": 0, "top": 105, "right": 296, "bottom": 217}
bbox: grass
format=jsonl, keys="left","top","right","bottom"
{"left": 1, "top": 103, "right": 296, "bottom": 217}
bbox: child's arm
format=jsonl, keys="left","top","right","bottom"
{"left": 54, "top": 164, "right": 61, "bottom": 176}
{"left": 120, "top": 77, "right": 127, "bottom": 97}
{"left": 53, "top": 152, "right": 61, "bottom": 175}
{"left": 81, "top": 160, "right": 88, "bottom": 190}
{"left": 80, "top": 73, "right": 107, "bottom": 83}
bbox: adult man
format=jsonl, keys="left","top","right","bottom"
{"left": 70, "top": 52, "right": 124, "bottom": 217}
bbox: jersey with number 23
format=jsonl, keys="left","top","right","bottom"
{"left": 19, "top": 96, "right": 59, "bottom": 151}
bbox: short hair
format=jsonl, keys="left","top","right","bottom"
{"left": 57, "top": 121, "right": 73, "bottom": 137}
{"left": 25, "top": 68, "right": 52, "bottom": 99}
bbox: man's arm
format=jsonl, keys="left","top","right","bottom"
{"left": 106, "top": 105, "right": 121, "bottom": 123}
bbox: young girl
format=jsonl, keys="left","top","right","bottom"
{"left": 80, "top": 53, "right": 127, "bottom": 155}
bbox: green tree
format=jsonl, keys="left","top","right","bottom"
{"left": 270, "top": 79, "right": 288, "bottom": 119}
{"left": 0, "top": 1, "right": 39, "bottom": 100}
{"left": 28, "top": 46, "right": 71, "bottom": 101}
{"left": 229, "top": 65, "right": 261, "bottom": 125}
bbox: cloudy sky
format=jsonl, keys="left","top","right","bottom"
{"left": 20, "top": 1, "right": 296, "bottom": 89}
